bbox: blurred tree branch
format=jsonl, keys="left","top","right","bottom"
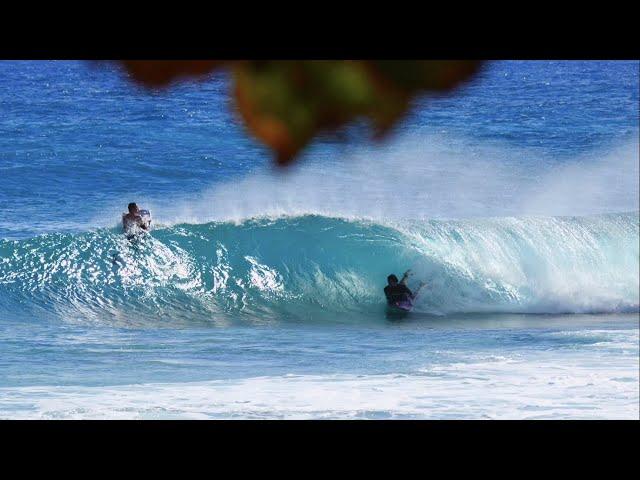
{"left": 116, "top": 60, "right": 483, "bottom": 165}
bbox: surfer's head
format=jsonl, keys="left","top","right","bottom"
{"left": 387, "top": 274, "right": 398, "bottom": 286}
{"left": 127, "top": 202, "right": 139, "bottom": 214}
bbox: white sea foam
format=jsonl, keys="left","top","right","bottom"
{"left": 2, "top": 329, "right": 637, "bottom": 419}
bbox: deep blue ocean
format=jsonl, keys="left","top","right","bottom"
{"left": 0, "top": 60, "right": 638, "bottom": 418}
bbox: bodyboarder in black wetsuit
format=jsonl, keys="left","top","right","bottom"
{"left": 384, "top": 270, "right": 426, "bottom": 307}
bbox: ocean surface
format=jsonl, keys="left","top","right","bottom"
{"left": 0, "top": 60, "right": 638, "bottom": 419}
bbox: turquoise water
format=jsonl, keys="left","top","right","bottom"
{"left": 0, "top": 61, "right": 638, "bottom": 418}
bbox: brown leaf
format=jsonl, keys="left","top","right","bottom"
{"left": 119, "top": 60, "right": 223, "bottom": 88}
{"left": 234, "top": 62, "right": 314, "bottom": 164}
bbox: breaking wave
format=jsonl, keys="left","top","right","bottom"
{"left": 0, "top": 212, "right": 637, "bottom": 325}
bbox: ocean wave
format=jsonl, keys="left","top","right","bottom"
{"left": 0, "top": 213, "right": 637, "bottom": 325}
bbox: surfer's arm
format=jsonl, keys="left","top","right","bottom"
{"left": 400, "top": 270, "right": 412, "bottom": 285}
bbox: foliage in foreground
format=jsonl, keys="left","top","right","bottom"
{"left": 116, "top": 60, "right": 483, "bottom": 165}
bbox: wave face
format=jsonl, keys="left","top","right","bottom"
{"left": 0, "top": 213, "right": 637, "bottom": 325}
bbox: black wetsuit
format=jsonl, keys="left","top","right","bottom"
{"left": 384, "top": 284, "right": 413, "bottom": 306}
